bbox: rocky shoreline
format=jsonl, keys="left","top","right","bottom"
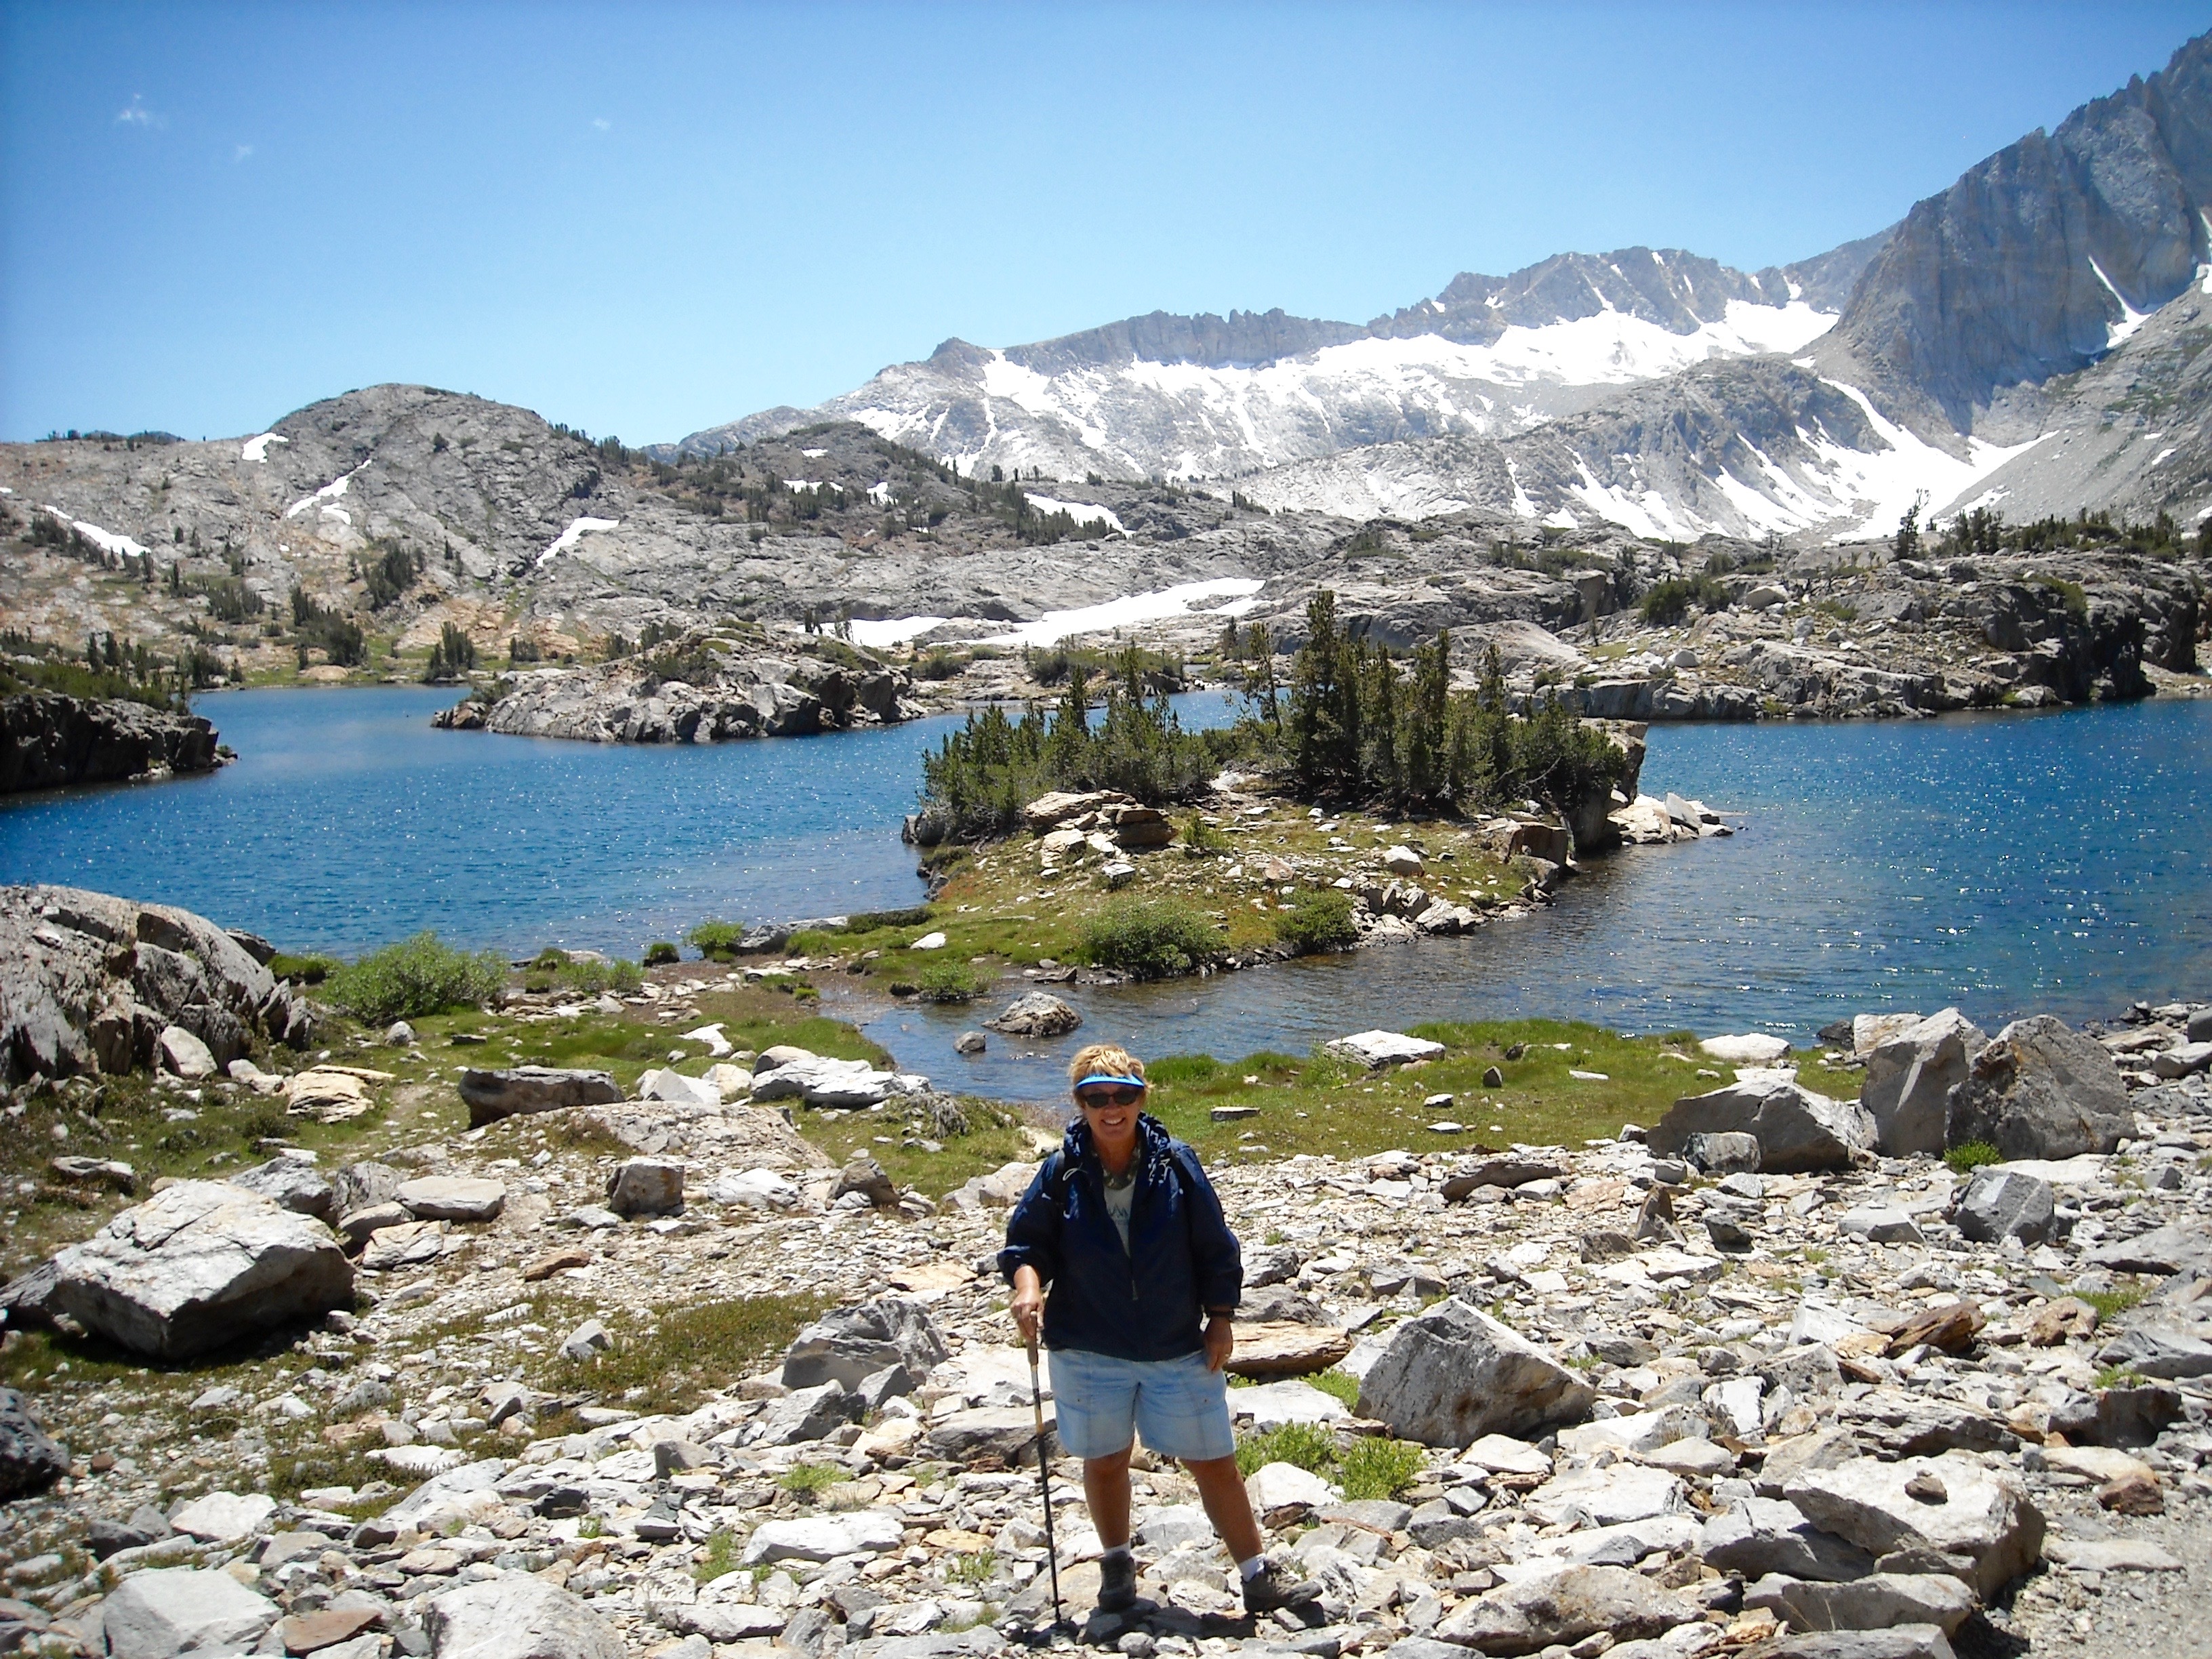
{"left": 0, "top": 693, "right": 225, "bottom": 795}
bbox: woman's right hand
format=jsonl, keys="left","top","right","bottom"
{"left": 1010, "top": 1265, "right": 1044, "bottom": 1345}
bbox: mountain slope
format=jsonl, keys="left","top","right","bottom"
{"left": 672, "top": 242, "right": 1885, "bottom": 483}
{"left": 1835, "top": 30, "right": 2212, "bottom": 424}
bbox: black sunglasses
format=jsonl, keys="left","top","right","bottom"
{"left": 1076, "top": 1084, "right": 1146, "bottom": 1109}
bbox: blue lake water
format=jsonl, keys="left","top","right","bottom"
{"left": 3, "top": 689, "right": 2207, "bottom": 1102}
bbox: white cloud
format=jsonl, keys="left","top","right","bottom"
{"left": 233, "top": 143, "right": 254, "bottom": 163}
{"left": 115, "top": 95, "right": 160, "bottom": 128}
{"left": 592, "top": 117, "right": 611, "bottom": 131}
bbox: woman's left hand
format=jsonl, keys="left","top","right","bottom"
{"left": 1203, "top": 1313, "right": 1234, "bottom": 1372}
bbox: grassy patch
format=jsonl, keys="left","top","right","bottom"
{"left": 548, "top": 1292, "right": 832, "bottom": 1414}
{"left": 2081, "top": 1282, "right": 2146, "bottom": 1322}
{"left": 779, "top": 1462, "right": 852, "bottom": 1501}
{"left": 791, "top": 1095, "right": 1030, "bottom": 1197}
{"left": 1141, "top": 1019, "right": 1716, "bottom": 1166}
{"left": 1306, "top": 1370, "right": 1361, "bottom": 1409}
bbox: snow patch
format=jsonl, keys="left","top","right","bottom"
{"left": 800, "top": 447, "right": 828, "bottom": 457}
{"left": 241, "top": 432, "right": 289, "bottom": 463}
{"left": 35, "top": 506, "right": 149, "bottom": 559}
{"left": 285, "top": 462, "right": 369, "bottom": 519}
{"left": 1024, "top": 495, "right": 1126, "bottom": 534}
{"left": 1504, "top": 460, "right": 1538, "bottom": 520}
{"left": 1805, "top": 382, "right": 2047, "bottom": 540}
{"left": 2153, "top": 447, "right": 2177, "bottom": 467}
{"left": 536, "top": 516, "right": 619, "bottom": 567}
{"left": 783, "top": 479, "right": 842, "bottom": 492}
{"left": 867, "top": 481, "right": 895, "bottom": 506}
{"left": 846, "top": 615, "right": 952, "bottom": 649}
{"left": 2089, "top": 259, "right": 2150, "bottom": 347}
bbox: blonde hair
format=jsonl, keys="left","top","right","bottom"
{"left": 1069, "top": 1043, "right": 1146, "bottom": 1089}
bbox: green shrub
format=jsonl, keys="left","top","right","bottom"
{"left": 1233, "top": 1421, "right": 1336, "bottom": 1479}
{"left": 556, "top": 958, "right": 644, "bottom": 998}
{"left": 1183, "top": 814, "right": 1231, "bottom": 855}
{"left": 1944, "top": 1141, "right": 2001, "bottom": 1173}
{"left": 1079, "top": 897, "right": 1219, "bottom": 979}
{"left": 325, "top": 932, "right": 505, "bottom": 1023}
{"left": 689, "top": 920, "right": 747, "bottom": 960}
{"left": 268, "top": 951, "right": 338, "bottom": 985}
{"left": 2081, "top": 1283, "right": 2146, "bottom": 1321}
{"left": 1336, "top": 1437, "right": 1425, "bottom": 1501}
{"left": 845, "top": 906, "right": 934, "bottom": 933}
{"left": 914, "top": 956, "right": 981, "bottom": 1002}
{"left": 1273, "top": 889, "right": 1357, "bottom": 955}
{"left": 644, "top": 941, "right": 680, "bottom": 966}
{"left": 1639, "top": 575, "right": 1730, "bottom": 626}
{"left": 1147, "top": 1053, "right": 1221, "bottom": 1086}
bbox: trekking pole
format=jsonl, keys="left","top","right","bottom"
{"left": 1025, "top": 1332, "right": 1066, "bottom": 1635}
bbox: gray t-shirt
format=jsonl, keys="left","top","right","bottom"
{"left": 1103, "top": 1172, "right": 1134, "bottom": 1252}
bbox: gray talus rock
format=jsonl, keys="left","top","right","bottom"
{"left": 1649, "top": 1077, "right": 1875, "bottom": 1173}
{"left": 49, "top": 1180, "right": 353, "bottom": 1359}
{"left": 330, "top": 1160, "right": 405, "bottom": 1216}
{"left": 456, "top": 1065, "right": 622, "bottom": 1126}
{"left": 1355, "top": 1296, "right": 1595, "bottom": 1446}
{"left": 1861, "top": 1008, "right": 1984, "bottom": 1157}
{"left": 1744, "top": 1572, "right": 1976, "bottom": 1637}
{"left": 0, "top": 1386, "right": 68, "bottom": 1500}
{"left": 755, "top": 1381, "right": 866, "bottom": 1446}
{"left": 1433, "top": 1564, "right": 1702, "bottom": 1655}
{"left": 397, "top": 1175, "right": 508, "bottom": 1223}
{"left": 832, "top": 1155, "right": 899, "bottom": 1208}
{"left": 781, "top": 1296, "right": 948, "bottom": 1391}
{"left": 228, "top": 1155, "right": 337, "bottom": 1221}
{"left": 920, "top": 1405, "right": 1048, "bottom": 1464}
{"left": 983, "top": 993, "right": 1082, "bottom": 1038}
{"left": 423, "top": 1574, "right": 626, "bottom": 1659}
{"left": 0, "top": 883, "right": 310, "bottom": 1086}
{"left": 1755, "top": 1630, "right": 1958, "bottom": 1659}
{"left": 100, "top": 1565, "right": 279, "bottom": 1659}
{"left": 1699, "top": 1496, "right": 1875, "bottom": 1582}
{"left": 1784, "top": 1452, "right": 2043, "bottom": 1599}
{"left": 1952, "top": 1168, "right": 2053, "bottom": 1244}
{"left": 156, "top": 1024, "right": 218, "bottom": 1079}
{"left": 1945, "top": 1014, "right": 2132, "bottom": 1159}
{"left": 607, "top": 1158, "right": 684, "bottom": 1217}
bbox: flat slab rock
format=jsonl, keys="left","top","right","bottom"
{"left": 1326, "top": 1030, "right": 1446, "bottom": 1066}
{"left": 1435, "top": 1563, "right": 1703, "bottom": 1654}
{"left": 100, "top": 1566, "right": 278, "bottom": 1659}
{"left": 423, "top": 1574, "right": 627, "bottom": 1659}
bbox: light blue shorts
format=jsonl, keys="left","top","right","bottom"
{"left": 1050, "top": 1347, "right": 1235, "bottom": 1462}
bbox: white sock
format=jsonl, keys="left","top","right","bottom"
{"left": 1102, "top": 1544, "right": 1133, "bottom": 1565}
{"left": 1237, "top": 1554, "right": 1265, "bottom": 1582}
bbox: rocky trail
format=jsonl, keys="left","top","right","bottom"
{"left": 1, "top": 889, "right": 2210, "bottom": 1659}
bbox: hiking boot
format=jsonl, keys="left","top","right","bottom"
{"left": 1097, "top": 1549, "right": 1138, "bottom": 1613}
{"left": 1240, "top": 1557, "right": 1321, "bottom": 1615}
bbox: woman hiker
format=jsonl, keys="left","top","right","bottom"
{"left": 1002, "top": 1042, "right": 1322, "bottom": 1618}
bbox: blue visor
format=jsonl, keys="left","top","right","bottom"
{"left": 1075, "top": 1074, "right": 1146, "bottom": 1090}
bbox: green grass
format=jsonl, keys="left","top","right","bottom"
{"left": 695, "top": 1529, "right": 739, "bottom": 1583}
{"left": 1139, "top": 1019, "right": 1726, "bottom": 1166}
{"left": 1306, "top": 1371, "right": 1361, "bottom": 1409}
{"left": 779, "top": 1462, "right": 853, "bottom": 1500}
{"left": 549, "top": 1292, "right": 832, "bottom": 1414}
{"left": 2081, "top": 1283, "right": 2147, "bottom": 1322}
{"left": 946, "top": 1549, "right": 999, "bottom": 1589}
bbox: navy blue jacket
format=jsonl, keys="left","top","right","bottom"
{"left": 999, "top": 1113, "right": 1242, "bottom": 1363}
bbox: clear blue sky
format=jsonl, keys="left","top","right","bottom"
{"left": 2, "top": 1, "right": 2204, "bottom": 446}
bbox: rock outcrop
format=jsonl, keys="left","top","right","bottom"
{"left": 1946, "top": 1014, "right": 2134, "bottom": 1159}
{"left": 440, "top": 633, "right": 918, "bottom": 745}
{"left": 0, "top": 692, "right": 222, "bottom": 793}
{"left": 0, "top": 884, "right": 313, "bottom": 1086}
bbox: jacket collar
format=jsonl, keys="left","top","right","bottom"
{"left": 1063, "top": 1111, "right": 1171, "bottom": 1176}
